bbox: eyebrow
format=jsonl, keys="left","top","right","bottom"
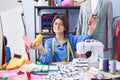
{"left": 54, "top": 22, "right": 63, "bottom": 24}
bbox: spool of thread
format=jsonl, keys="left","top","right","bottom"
{"left": 99, "top": 58, "right": 103, "bottom": 70}
{"left": 48, "top": 0, "right": 51, "bottom": 6}
{"left": 34, "top": 34, "right": 43, "bottom": 43}
{"left": 58, "top": 0, "right": 62, "bottom": 6}
{"left": 103, "top": 58, "right": 109, "bottom": 72}
{"left": 109, "top": 60, "right": 116, "bottom": 74}
{"left": 51, "top": 0, "right": 54, "bottom": 6}
{"left": 70, "top": 0, "right": 74, "bottom": 6}
{"left": 54, "top": 0, "right": 58, "bottom": 6}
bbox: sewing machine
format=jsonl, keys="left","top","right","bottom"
{"left": 76, "top": 39, "right": 104, "bottom": 63}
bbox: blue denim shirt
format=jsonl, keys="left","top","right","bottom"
{"left": 40, "top": 34, "right": 92, "bottom": 64}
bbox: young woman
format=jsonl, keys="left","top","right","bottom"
{"left": 31, "top": 15, "right": 98, "bottom": 64}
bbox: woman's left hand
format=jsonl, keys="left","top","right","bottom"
{"left": 87, "top": 15, "right": 98, "bottom": 36}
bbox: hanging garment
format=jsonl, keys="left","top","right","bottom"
{"left": 116, "top": 19, "right": 120, "bottom": 62}
{"left": 112, "top": 16, "right": 120, "bottom": 39}
{"left": 112, "top": 16, "right": 120, "bottom": 60}
{"left": 76, "top": 0, "right": 113, "bottom": 50}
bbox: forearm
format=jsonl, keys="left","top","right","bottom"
{"left": 38, "top": 45, "right": 46, "bottom": 56}
{"left": 40, "top": 55, "right": 52, "bottom": 64}
{"left": 87, "top": 28, "right": 94, "bottom": 36}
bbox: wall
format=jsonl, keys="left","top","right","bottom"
{"left": 0, "top": 17, "right": 3, "bottom": 66}
{"left": 0, "top": 0, "right": 21, "bottom": 13}
{"left": 1, "top": 7, "right": 28, "bottom": 60}
{"left": 0, "top": 0, "right": 27, "bottom": 61}
{"left": 22, "top": 0, "right": 37, "bottom": 62}
{"left": 111, "top": 0, "right": 120, "bottom": 17}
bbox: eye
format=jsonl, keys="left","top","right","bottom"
{"left": 54, "top": 22, "right": 57, "bottom": 25}
{"left": 59, "top": 23, "right": 63, "bottom": 26}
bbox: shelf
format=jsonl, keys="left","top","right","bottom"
{"left": 36, "top": 32, "right": 53, "bottom": 35}
{"left": 17, "top": 0, "right": 22, "bottom": 3}
{"left": 34, "top": 0, "right": 38, "bottom": 2}
{"left": 42, "top": 27, "right": 51, "bottom": 29}
{"left": 36, "top": 31, "right": 76, "bottom": 35}
{"left": 35, "top": 6, "right": 80, "bottom": 9}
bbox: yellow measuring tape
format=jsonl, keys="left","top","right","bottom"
{"left": 52, "top": 38, "right": 74, "bottom": 62}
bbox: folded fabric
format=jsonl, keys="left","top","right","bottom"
{"left": 8, "top": 74, "right": 41, "bottom": 80}
{"left": 6, "top": 59, "right": 25, "bottom": 70}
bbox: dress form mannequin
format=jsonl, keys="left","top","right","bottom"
{"left": 76, "top": 0, "right": 113, "bottom": 59}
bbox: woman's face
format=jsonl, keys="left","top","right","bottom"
{"left": 53, "top": 18, "right": 65, "bottom": 34}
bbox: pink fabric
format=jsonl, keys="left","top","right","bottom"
{"left": 23, "top": 36, "right": 31, "bottom": 60}
{"left": 8, "top": 74, "right": 41, "bottom": 80}
{"left": 23, "top": 36, "right": 31, "bottom": 48}
{"left": 0, "top": 69, "right": 19, "bottom": 78}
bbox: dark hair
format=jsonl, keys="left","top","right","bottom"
{"left": 51, "top": 15, "right": 69, "bottom": 35}
{"left": 3, "top": 36, "right": 7, "bottom": 46}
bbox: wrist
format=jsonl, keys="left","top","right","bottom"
{"left": 87, "top": 29, "right": 94, "bottom": 36}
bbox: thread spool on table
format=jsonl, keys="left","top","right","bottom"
{"left": 109, "top": 60, "right": 116, "bottom": 74}
{"left": 103, "top": 58, "right": 109, "bottom": 72}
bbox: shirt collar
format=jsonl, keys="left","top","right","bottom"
{"left": 53, "top": 37, "right": 67, "bottom": 47}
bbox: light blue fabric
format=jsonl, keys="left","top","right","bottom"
{"left": 40, "top": 34, "right": 92, "bottom": 64}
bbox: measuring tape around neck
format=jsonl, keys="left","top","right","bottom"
{"left": 52, "top": 38, "right": 74, "bottom": 62}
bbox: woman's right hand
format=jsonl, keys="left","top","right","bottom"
{"left": 30, "top": 41, "right": 40, "bottom": 49}
{"left": 30, "top": 42, "right": 46, "bottom": 56}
